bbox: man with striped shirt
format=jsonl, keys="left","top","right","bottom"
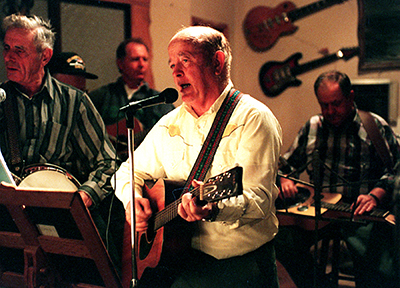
{"left": 0, "top": 14, "right": 124, "bottom": 276}
{"left": 276, "top": 71, "right": 400, "bottom": 288}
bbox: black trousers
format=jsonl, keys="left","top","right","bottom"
{"left": 138, "top": 240, "right": 279, "bottom": 288}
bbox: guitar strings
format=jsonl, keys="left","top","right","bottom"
{"left": 152, "top": 185, "right": 202, "bottom": 231}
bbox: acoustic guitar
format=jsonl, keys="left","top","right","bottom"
{"left": 106, "top": 117, "right": 149, "bottom": 158}
{"left": 121, "top": 166, "right": 243, "bottom": 285}
{"left": 259, "top": 47, "right": 359, "bottom": 97}
{"left": 243, "top": 0, "right": 348, "bottom": 52}
{"left": 276, "top": 184, "right": 395, "bottom": 230}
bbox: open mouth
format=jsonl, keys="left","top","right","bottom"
{"left": 181, "top": 84, "right": 190, "bottom": 90}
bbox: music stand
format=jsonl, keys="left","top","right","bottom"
{"left": 0, "top": 182, "right": 122, "bottom": 288}
{"left": 394, "top": 174, "right": 400, "bottom": 283}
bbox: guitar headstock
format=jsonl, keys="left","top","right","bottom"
{"left": 337, "top": 47, "right": 360, "bottom": 60}
{"left": 194, "top": 166, "right": 243, "bottom": 203}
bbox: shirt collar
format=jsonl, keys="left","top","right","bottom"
{"left": 183, "top": 80, "right": 234, "bottom": 117}
{"left": 322, "top": 107, "right": 357, "bottom": 131}
{"left": 43, "top": 69, "right": 55, "bottom": 100}
{"left": 125, "top": 81, "right": 150, "bottom": 100}
{"left": 10, "top": 69, "right": 53, "bottom": 101}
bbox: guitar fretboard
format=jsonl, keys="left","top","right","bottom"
{"left": 152, "top": 166, "right": 243, "bottom": 232}
{"left": 153, "top": 197, "right": 182, "bottom": 231}
{"left": 312, "top": 201, "right": 390, "bottom": 219}
{"left": 289, "top": 0, "right": 345, "bottom": 22}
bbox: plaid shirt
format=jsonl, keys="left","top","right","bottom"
{"left": 0, "top": 71, "right": 118, "bottom": 207}
{"left": 280, "top": 110, "right": 400, "bottom": 203}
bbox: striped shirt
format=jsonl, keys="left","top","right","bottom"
{"left": 280, "top": 110, "right": 400, "bottom": 202}
{"left": 0, "top": 71, "right": 118, "bottom": 207}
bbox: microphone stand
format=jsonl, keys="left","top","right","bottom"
{"left": 277, "top": 171, "right": 314, "bottom": 214}
{"left": 394, "top": 172, "right": 400, "bottom": 284}
{"left": 124, "top": 109, "right": 138, "bottom": 288}
{"left": 312, "top": 150, "right": 322, "bottom": 288}
{"left": 278, "top": 154, "right": 321, "bottom": 288}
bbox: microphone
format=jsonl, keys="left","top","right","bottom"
{"left": 120, "top": 88, "right": 178, "bottom": 112}
{"left": 0, "top": 88, "right": 6, "bottom": 103}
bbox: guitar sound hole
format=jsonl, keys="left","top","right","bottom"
{"left": 297, "top": 205, "right": 309, "bottom": 212}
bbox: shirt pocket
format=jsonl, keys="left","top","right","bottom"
{"left": 41, "top": 121, "right": 69, "bottom": 160}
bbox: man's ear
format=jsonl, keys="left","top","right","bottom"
{"left": 349, "top": 89, "right": 355, "bottom": 102}
{"left": 41, "top": 48, "right": 53, "bottom": 66}
{"left": 213, "top": 51, "right": 225, "bottom": 75}
{"left": 117, "top": 58, "right": 125, "bottom": 74}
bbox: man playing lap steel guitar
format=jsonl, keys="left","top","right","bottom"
{"left": 0, "top": 14, "right": 125, "bottom": 276}
{"left": 276, "top": 70, "right": 400, "bottom": 288}
{"left": 114, "top": 26, "right": 282, "bottom": 288}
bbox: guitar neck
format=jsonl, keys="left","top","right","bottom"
{"left": 315, "top": 201, "right": 391, "bottom": 222}
{"left": 151, "top": 166, "right": 243, "bottom": 231}
{"left": 153, "top": 197, "right": 183, "bottom": 231}
{"left": 293, "top": 53, "right": 340, "bottom": 76}
{"left": 153, "top": 182, "right": 216, "bottom": 231}
{"left": 289, "top": 0, "right": 345, "bottom": 22}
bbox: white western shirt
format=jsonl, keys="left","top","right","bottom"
{"left": 114, "top": 83, "right": 282, "bottom": 259}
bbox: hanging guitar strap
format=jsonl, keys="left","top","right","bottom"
{"left": 3, "top": 92, "right": 24, "bottom": 176}
{"left": 183, "top": 88, "right": 243, "bottom": 192}
{"left": 358, "top": 110, "right": 394, "bottom": 174}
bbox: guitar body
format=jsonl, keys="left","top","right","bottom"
{"left": 121, "top": 179, "right": 191, "bottom": 286}
{"left": 259, "top": 47, "right": 359, "bottom": 97}
{"left": 277, "top": 184, "right": 395, "bottom": 230}
{"left": 259, "top": 52, "right": 303, "bottom": 97}
{"left": 243, "top": 2, "right": 297, "bottom": 52}
{"left": 137, "top": 179, "right": 192, "bottom": 279}
{"left": 106, "top": 117, "right": 143, "bottom": 141}
{"left": 106, "top": 118, "right": 148, "bottom": 159}
{"left": 243, "top": 0, "right": 348, "bottom": 52}
{"left": 121, "top": 166, "right": 243, "bottom": 286}
{"left": 277, "top": 184, "right": 341, "bottom": 230}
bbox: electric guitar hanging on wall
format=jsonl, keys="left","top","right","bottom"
{"left": 243, "top": 0, "right": 348, "bottom": 52}
{"left": 259, "top": 46, "right": 359, "bottom": 97}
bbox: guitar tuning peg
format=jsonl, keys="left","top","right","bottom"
{"left": 318, "top": 48, "right": 330, "bottom": 56}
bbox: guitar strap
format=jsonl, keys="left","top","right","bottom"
{"left": 3, "top": 92, "right": 24, "bottom": 175}
{"left": 183, "top": 88, "right": 243, "bottom": 192}
{"left": 358, "top": 110, "right": 394, "bottom": 173}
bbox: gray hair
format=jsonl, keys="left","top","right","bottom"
{"left": 171, "top": 26, "right": 232, "bottom": 86}
{"left": 2, "top": 14, "right": 55, "bottom": 53}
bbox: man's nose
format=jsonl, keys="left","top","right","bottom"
{"left": 3, "top": 50, "right": 14, "bottom": 61}
{"left": 327, "top": 105, "right": 335, "bottom": 115}
{"left": 139, "top": 58, "right": 147, "bottom": 67}
{"left": 172, "top": 64, "right": 183, "bottom": 78}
